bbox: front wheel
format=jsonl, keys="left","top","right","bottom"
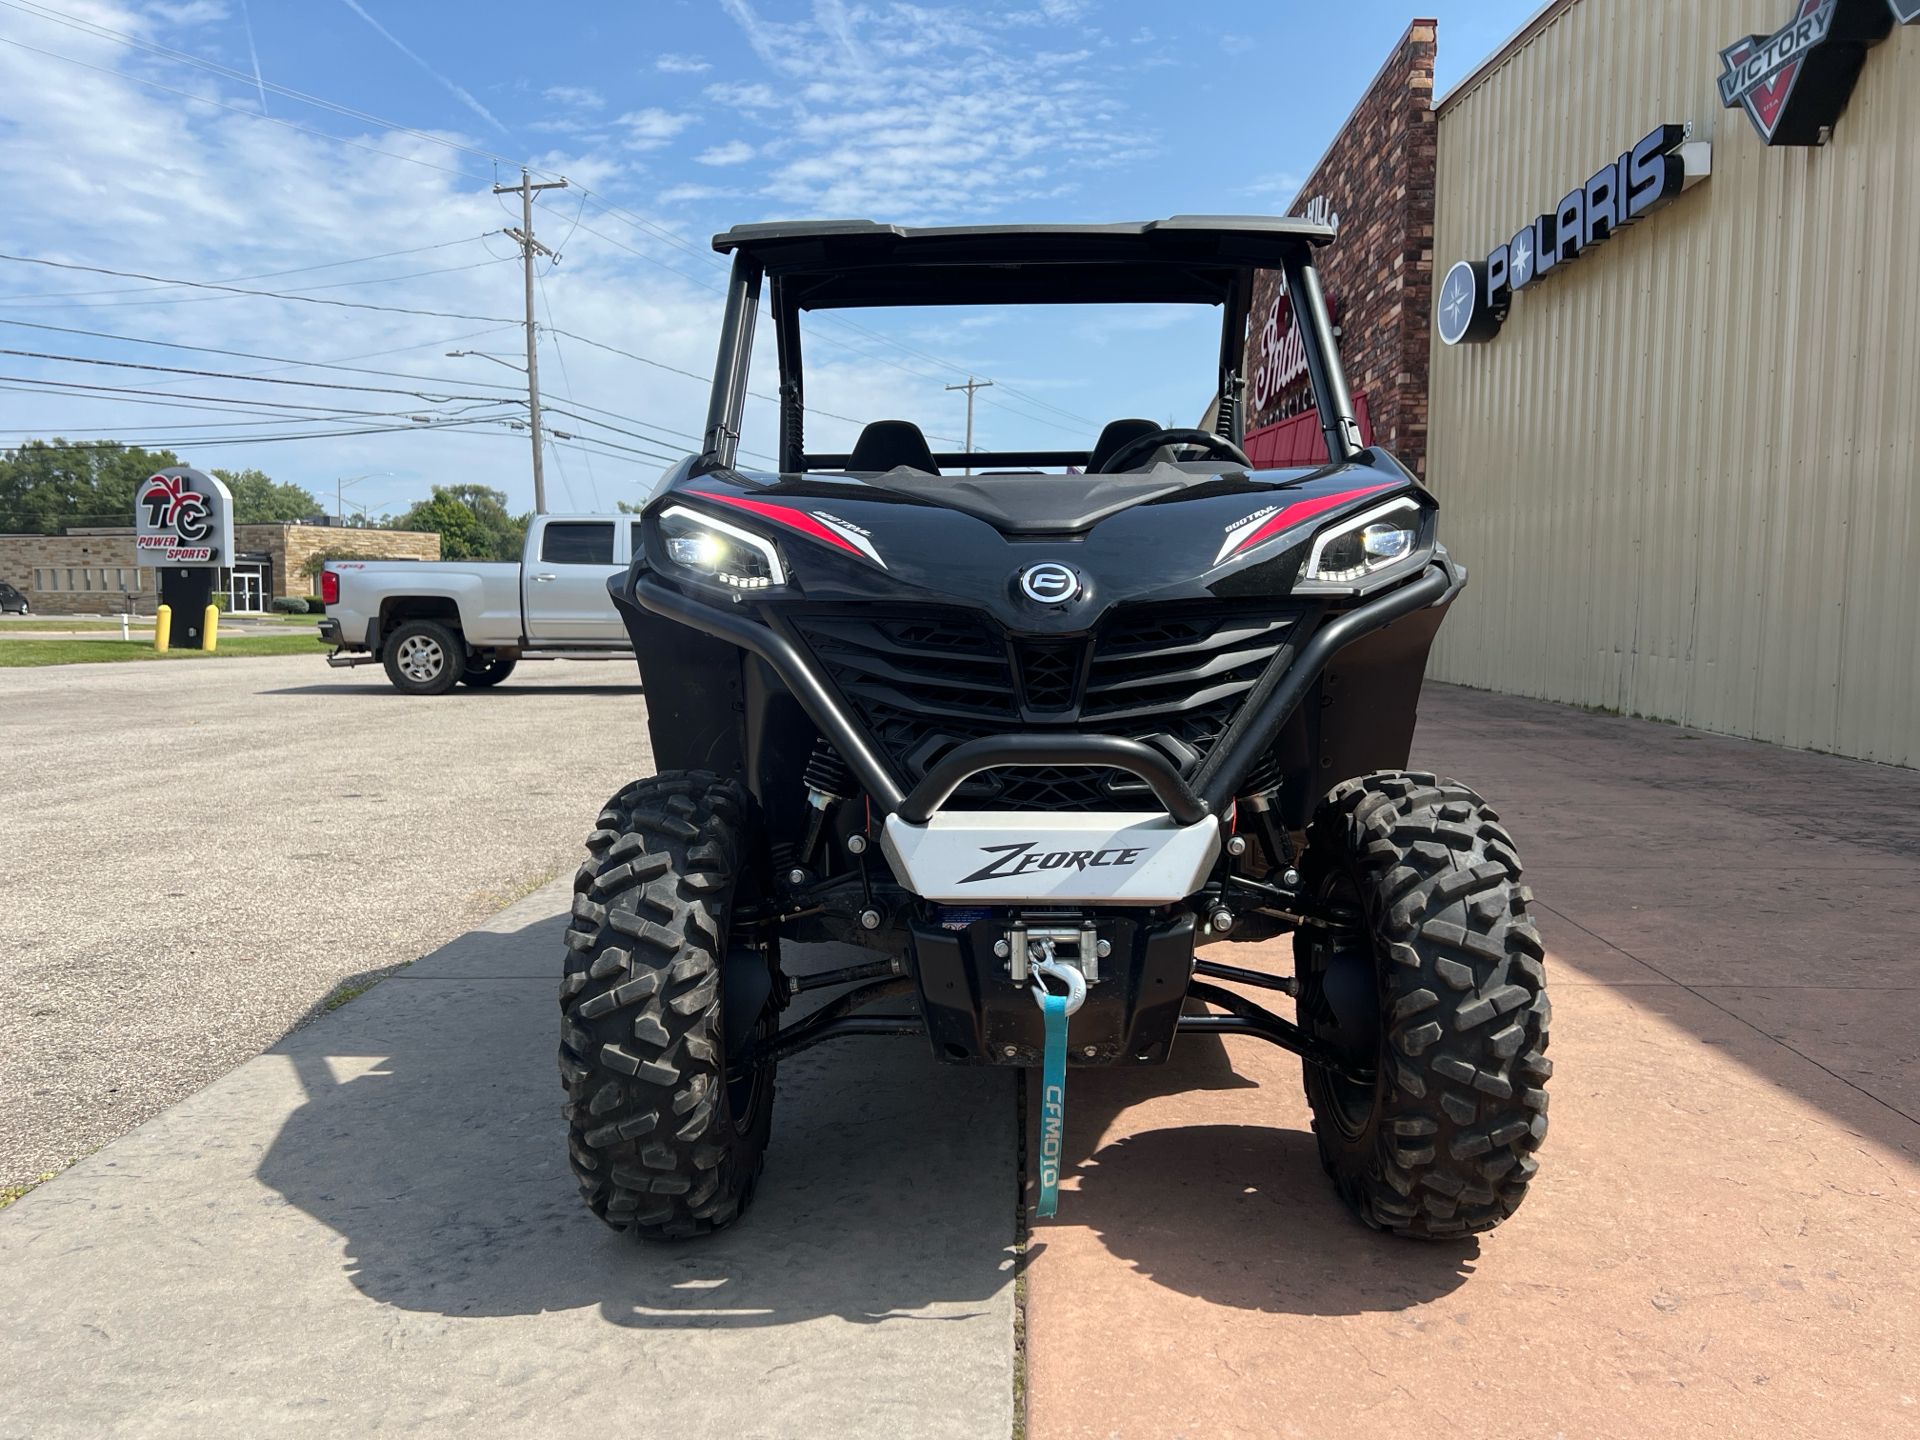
{"left": 380, "top": 619, "right": 463, "bottom": 695}
{"left": 559, "top": 771, "right": 776, "bottom": 1238}
{"left": 1295, "top": 771, "right": 1551, "bottom": 1238}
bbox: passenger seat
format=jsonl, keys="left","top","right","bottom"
{"left": 848, "top": 420, "right": 940, "bottom": 475}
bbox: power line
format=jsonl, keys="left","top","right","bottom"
{"left": 0, "top": 252, "right": 519, "bottom": 324}
{"left": 0, "top": 347, "right": 520, "bottom": 402}
{"left": 0, "top": 257, "right": 518, "bottom": 312}
{"left": 0, "top": 318, "right": 721, "bottom": 450}
{"left": 0, "top": 235, "right": 494, "bottom": 301}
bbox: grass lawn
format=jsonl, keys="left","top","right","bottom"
{"left": 0, "top": 633, "right": 332, "bottom": 667}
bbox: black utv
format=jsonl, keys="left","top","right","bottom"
{"left": 560, "top": 217, "right": 1550, "bottom": 1241}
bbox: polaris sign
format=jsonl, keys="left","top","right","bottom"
{"left": 1438, "top": 125, "right": 1711, "bottom": 347}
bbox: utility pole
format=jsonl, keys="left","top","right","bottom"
{"left": 494, "top": 168, "right": 568, "bottom": 513}
{"left": 945, "top": 375, "right": 993, "bottom": 475}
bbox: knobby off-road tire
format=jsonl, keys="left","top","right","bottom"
{"left": 1295, "top": 770, "right": 1551, "bottom": 1238}
{"left": 558, "top": 771, "right": 775, "bottom": 1238}
{"left": 381, "top": 618, "right": 464, "bottom": 695}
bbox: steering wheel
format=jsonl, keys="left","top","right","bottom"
{"left": 1095, "top": 427, "right": 1254, "bottom": 475}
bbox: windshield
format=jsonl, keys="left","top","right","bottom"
{"left": 735, "top": 301, "right": 1224, "bottom": 473}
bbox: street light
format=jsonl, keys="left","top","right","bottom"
{"left": 447, "top": 350, "right": 527, "bottom": 375}
{"left": 334, "top": 472, "right": 392, "bottom": 526}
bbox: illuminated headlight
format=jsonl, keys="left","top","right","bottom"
{"left": 659, "top": 506, "right": 784, "bottom": 589}
{"left": 1299, "top": 498, "right": 1422, "bottom": 586}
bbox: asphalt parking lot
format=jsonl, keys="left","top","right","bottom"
{"left": 0, "top": 653, "right": 651, "bottom": 1195}
{"left": 2, "top": 660, "right": 1916, "bottom": 1438}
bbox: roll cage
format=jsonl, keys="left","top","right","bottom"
{"left": 694, "top": 216, "right": 1363, "bottom": 477}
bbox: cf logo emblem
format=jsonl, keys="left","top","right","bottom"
{"left": 1019, "top": 562, "right": 1080, "bottom": 604}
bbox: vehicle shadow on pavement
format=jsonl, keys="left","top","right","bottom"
{"left": 1030, "top": 1030, "right": 1478, "bottom": 1314}
{"left": 256, "top": 913, "right": 1014, "bottom": 1331}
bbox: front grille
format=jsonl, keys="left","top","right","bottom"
{"left": 784, "top": 601, "right": 1305, "bottom": 811}
{"left": 1018, "top": 641, "right": 1080, "bottom": 712}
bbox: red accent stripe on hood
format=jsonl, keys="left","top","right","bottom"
{"left": 1221, "top": 483, "right": 1397, "bottom": 564}
{"left": 689, "top": 491, "right": 865, "bottom": 558}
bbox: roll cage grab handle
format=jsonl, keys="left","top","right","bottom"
{"left": 694, "top": 246, "right": 1362, "bottom": 474}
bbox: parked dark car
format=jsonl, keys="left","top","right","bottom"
{"left": 0, "top": 581, "right": 28, "bottom": 615}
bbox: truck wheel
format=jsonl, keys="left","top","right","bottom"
{"left": 381, "top": 619, "right": 463, "bottom": 695}
{"left": 1294, "top": 771, "right": 1550, "bottom": 1239}
{"left": 558, "top": 771, "right": 776, "bottom": 1239}
{"left": 461, "top": 652, "right": 517, "bottom": 687}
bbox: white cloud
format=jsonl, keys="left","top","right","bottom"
{"left": 705, "top": 80, "right": 781, "bottom": 110}
{"left": 616, "top": 107, "right": 696, "bottom": 151}
{"left": 544, "top": 86, "right": 604, "bottom": 109}
{"left": 655, "top": 54, "right": 711, "bottom": 74}
{"left": 697, "top": 140, "right": 755, "bottom": 167}
{"left": 0, "top": 3, "right": 753, "bottom": 513}
{"left": 706, "top": 0, "right": 1154, "bottom": 219}
{"left": 145, "top": 2, "right": 230, "bottom": 23}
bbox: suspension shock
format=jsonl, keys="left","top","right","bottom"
{"left": 792, "top": 739, "right": 854, "bottom": 878}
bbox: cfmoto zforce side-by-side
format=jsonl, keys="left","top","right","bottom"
{"left": 558, "top": 218, "right": 1550, "bottom": 1240}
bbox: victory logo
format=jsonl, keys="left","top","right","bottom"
{"left": 1719, "top": 0, "right": 1896, "bottom": 147}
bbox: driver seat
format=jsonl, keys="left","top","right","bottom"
{"left": 1088, "top": 417, "right": 1165, "bottom": 473}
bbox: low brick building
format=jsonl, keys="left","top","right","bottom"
{"left": 1243, "top": 19, "right": 1438, "bottom": 475}
{"left": 0, "top": 521, "right": 439, "bottom": 616}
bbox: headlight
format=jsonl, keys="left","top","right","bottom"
{"left": 1298, "top": 498, "right": 1422, "bottom": 586}
{"left": 658, "top": 506, "right": 785, "bottom": 589}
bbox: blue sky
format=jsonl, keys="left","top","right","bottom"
{"left": 0, "top": 0, "right": 1540, "bottom": 518}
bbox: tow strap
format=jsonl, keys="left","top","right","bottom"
{"left": 1030, "top": 957, "right": 1086, "bottom": 1220}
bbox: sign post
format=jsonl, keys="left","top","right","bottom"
{"left": 136, "top": 467, "right": 233, "bottom": 652}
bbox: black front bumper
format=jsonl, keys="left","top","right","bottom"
{"left": 910, "top": 912, "right": 1196, "bottom": 1066}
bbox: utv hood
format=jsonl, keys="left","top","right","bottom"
{"left": 640, "top": 449, "right": 1436, "bottom": 635}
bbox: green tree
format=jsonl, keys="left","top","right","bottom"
{"left": 387, "top": 484, "right": 528, "bottom": 560}
{"left": 213, "top": 468, "right": 320, "bottom": 524}
{"left": 0, "top": 439, "right": 182, "bottom": 533}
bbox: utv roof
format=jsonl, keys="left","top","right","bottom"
{"left": 711, "top": 216, "right": 1334, "bottom": 310}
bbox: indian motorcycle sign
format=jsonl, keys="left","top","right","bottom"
{"left": 1719, "top": 0, "right": 1910, "bottom": 147}
{"left": 135, "top": 467, "right": 234, "bottom": 567}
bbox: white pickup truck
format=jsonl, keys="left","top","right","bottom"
{"left": 318, "top": 513, "right": 637, "bottom": 694}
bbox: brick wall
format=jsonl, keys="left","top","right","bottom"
{"left": 246, "top": 524, "right": 440, "bottom": 598}
{"left": 0, "top": 524, "right": 440, "bottom": 614}
{"left": 0, "top": 532, "right": 152, "bottom": 615}
{"left": 1246, "top": 20, "right": 1438, "bottom": 476}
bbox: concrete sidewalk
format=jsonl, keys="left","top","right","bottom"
{"left": 1026, "top": 685, "right": 1920, "bottom": 1439}
{"left": 0, "top": 881, "right": 1016, "bottom": 1439}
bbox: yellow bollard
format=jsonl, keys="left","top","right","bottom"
{"left": 154, "top": 604, "right": 171, "bottom": 652}
{"left": 202, "top": 604, "right": 219, "bottom": 652}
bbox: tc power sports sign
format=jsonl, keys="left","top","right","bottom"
{"left": 135, "top": 467, "right": 234, "bottom": 567}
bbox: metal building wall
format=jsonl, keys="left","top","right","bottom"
{"left": 1426, "top": 0, "right": 1920, "bottom": 767}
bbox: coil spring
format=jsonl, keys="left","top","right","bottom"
{"left": 803, "top": 740, "right": 853, "bottom": 800}
{"left": 1236, "top": 747, "right": 1284, "bottom": 802}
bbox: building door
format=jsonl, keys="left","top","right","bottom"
{"left": 230, "top": 565, "right": 265, "bottom": 612}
